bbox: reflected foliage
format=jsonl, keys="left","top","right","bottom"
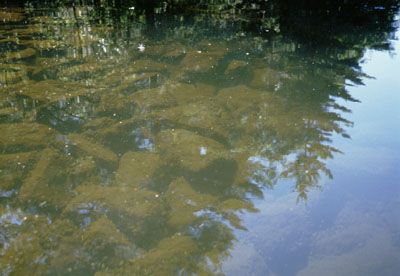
{"left": 0, "top": 1, "right": 399, "bottom": 275}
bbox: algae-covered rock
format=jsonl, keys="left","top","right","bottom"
{"left": 83, "top": 216, "right": 130, "bottom": 251}
{"left": 130, "top": 81, "right": 215, "bottom": 113}
{"left": 249, "top": 67, "right": 285, "bottom": 89}
{"left": 57, "top": 61, "right": 111, "bottom": 82}
{"left": 166, "top": 178, "right": 217, "bottom": 228}
{"left": 0, "top": 123, "right": 59, "bottom": 153}
{"left": 68, "top": 133, "right": 118, "bottom": 163}
{"left": 224, "top": 59, "right": 249, "bottom": 74}
{"left": 116, "top": 72, "right": 161, "bottom": 95}
{"left": 0, "top": 107, "right": 24, "bottom": 123}
{"left": 0, "top": 151, "right": 37, "bottom": 190}
{"left": 4, "top": 48, "right": 36, "bottom": 60}
{"left": 129, "top": 58, "right": 172, "bottom": 72}
{"left": 126, "top": 234, "right": 200, "bottom": 275}
{"left": 0, "top": 10, "right": 25, "bottom": 22}
{"left": 19, "top": 79, "right": 92, "bottom": 102}
{"left": 18, "top": 148, "right": 72, "bottom": 207}
{"left": 156, "top": 129, "right": 229, "bottom": 171}
{"left": 70, "top": 155, "right": 97, "bottom": 177}
{"left": 180, "top": 50, "right": 224, "bottom": 73}
{"left": 0, "top": 69, "right": 27, "bottom": 85}
{"left": 153, "top": 99, "right": 229, "bottom": 138}
{"left": 115, "top": 151, "right": 162, "bottom": 188}
{"left": 65, "top": 185, "right": 165, "bottom": 235}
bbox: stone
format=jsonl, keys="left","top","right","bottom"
{"left": 153, "top": 99, "right": 229, "bottom": 138}
{"left": 18, "top": 148, "right": 72, "bottom": 207}
{"left": 166, "top": 177, "right": 217, "bottom": 227}
{"left": 0, "top": 151, "right": 38, "bottom": 190}
{"left": 224, "top": 59, "right": 249, "bottom": 74}
{"left": 68, "top": 133, "right": 118, "bottom": 163}
{"left": 156, "top": 129, "right": 229, "bottom": 171}
{"left": 64, "top": 185, "right": 165, "bottom": 235}
{"left": 179, "top": 50, "right": 224, "bottom": 73}
{"left": 4, "top": 48, "right": 36, "bottom": 60}
{"left": 115, "top": 151, "right": 162, "bottom": 188}
{"left": 0, "top": 123, "right": 59, "bottom": 153}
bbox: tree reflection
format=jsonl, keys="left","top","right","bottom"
{"left": 0, "top": 1, "right": 399, "bottom": 275}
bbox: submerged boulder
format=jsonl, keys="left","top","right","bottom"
{"left": 18, "top": 148, "right": 72, "bottom": 207}
{"left": 0, "top": 151, "right": 38, "bottom": 190}
{"left": 166, "top": 177, "right": 217, "bottom": 228}
{"left": 156, "top": 129, "right": 229, "bottom": 171}
{"left": 115, "top": 151, "right": 162, "bottom": 188}
{"left": 68, "top": 133, "right": 118, "bottom": 164}
{"left": 0, "top": 123, "right": 59, "bottom": 153}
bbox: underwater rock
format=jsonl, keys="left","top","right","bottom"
{"left": 0, "top": 107, "right": 24, "bottom": 123}
{"left": 23, "top": 39, "right": 66, "bottom": 50}
{"left": 57, "top": 61, "right": 111, "bottom": 82}
{"left": 68, "top": 133, "right": 118, "bottom": 163}
{"left": 4, "top": 48, "right": 36, "bottom": 60}
{"left": 180, "top": 50, "right": 224, "bottom": 73}
{"left": 70, "top": 155, "right": 97, "bottom": 177}
{"left": 83, "top": 216, "right": 131, "bottom": 252}
{"left": 129, "top": 58, "right": 172, "bottom": 73}
{"left": 249, "top": 67, "right": 284, "bottom": 89}
{"left": 0, "top": 123, "right": 59, "bottom": 153}
{"left": 115, "top": 151, "right": 161, "bottom": 189}
{"left": 156, "top": 129, "right": 229, "bottom": 171}
{"left": 153, "top": 99, "right": 229, "bottom": 138}
{"left": 19, "top": 79, "right": 92, "bottom": 103}
{"left": 65, "top": 185, "right": 165, "bottom": 235}
{"left": 0, "top": 10, "right": 25, "bottom": 22}
{"left": 130, "top": 81, "right": 216, "bottom": 114}
{"left": 37, "top": 92, "right": 99, "bottom": 133}
{"left": 18, "top": 148, "right": 72, "bottom": 207}
{"left": 224, "top": 59, "right": 249, "bottom": 74}
{"left": 115, "top": 72, "right": 161, "bottom": 95}
{"left": 0, "top": 69, "right": 27, "bottom": 86}
{"left": 0, "top": 151, "right": 37, "bottom": 190}
{"left": 166, "top": 177, "right": 217, "bottom": 228}
{"left": 126, "top": 234, "right": 200, "bottom": 275}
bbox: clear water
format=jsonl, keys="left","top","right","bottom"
{"left": 0, "top": 4, "right": 399, "bottom": 276}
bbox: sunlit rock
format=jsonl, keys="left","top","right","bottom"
{"left": 18, "top": 148, "right": 72, "bottom": 207}
{"left": 166, "top": 177, "right": 217, "bottom": 227}
{"left": 68, "top": 133, "right": 118, "bottom": 163}
{"left": 0, "top": 123, "right": 59, "bottom": 153}
{"left": 115, "top": 151, "right": 161, "bottom": 188}
{"left": 156, "top": 129, "right": 229, "bottom": 171}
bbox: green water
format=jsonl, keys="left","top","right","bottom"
{"left": 0, "top": 3, "right": 399, "bottom": 275}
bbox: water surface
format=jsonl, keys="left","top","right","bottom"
{"left": 0, "top": 3, "right": 399, "bottom": 275}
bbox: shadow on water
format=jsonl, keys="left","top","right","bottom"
{"left": 0, "top": 1, "right": 399, "bottom": 275}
